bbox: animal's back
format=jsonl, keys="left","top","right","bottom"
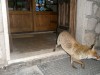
{"left": 57, "top": 31, "right": 78, "bottom": 54}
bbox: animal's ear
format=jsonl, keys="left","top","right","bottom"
{"left": 90, "top": 44, "right": 95, "bottom": 49}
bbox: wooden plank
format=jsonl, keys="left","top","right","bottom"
{"left": 9, "top": 12, "right": 33, "bottom": 33}
{"left": 69, "top": 0, "right": 77, "bottom": 38}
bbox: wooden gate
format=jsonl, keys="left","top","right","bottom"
{"left": 57, "top": 0, "right": 77, "bottom": 37}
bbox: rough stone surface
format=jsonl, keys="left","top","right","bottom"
{"left": 85, "top": 1, "right": 93, "bottom": 15}
{"left": 38, "top": 56, "right": 100, "bottom": 75}
{"left": 80, "top": 0, "right": 100, "bottom": 48}
{"left": 87, "top": 18, "right": 97, "bottom": 30}
{"left": 0, "top": 65, "right": 44, "bottom": 75}
{"left": 95, "top": 23, "right": 100, "bottom": 34}
{"left": 84, "top": 31, "right": 96, "bottom": 46}
{"left": 95, "top": 7, "right": 100, "bottom": 18}
{"left": 17, "top": 65, "right": 44, "bottom": 75}
{"left": 95, "top": 35, "right": 100, "bottom": 47}
{"left": 88, "top": 0, "right": 100, "bottom": 3}
{"left": 92, "top": 3, "right": 98, "bottom": 15}
{"left": 96, "top": 73, "right": 100, "bottom": 75}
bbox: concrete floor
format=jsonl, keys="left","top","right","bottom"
{"left": 10, "top": 32, "right": 58, "bottom": 60}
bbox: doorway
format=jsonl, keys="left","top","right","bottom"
{"left": 10, "top": 32, "right": 57, "bottom": 60}
{"left": 8, "top": 0, "right": 58, "bottom": 60}
{"left": 7, "top": 0, "right": 77, "bottom": 60}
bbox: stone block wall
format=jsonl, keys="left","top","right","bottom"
{"left": 76, "top": 0, "right": 100, "bottom": 49}
{"left": 84, "top": 0, "right": 100, "bottom": 48}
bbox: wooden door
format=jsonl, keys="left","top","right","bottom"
{"left": 34, "top": 13, "right": 58, "bottom": 31}
{"left": 70, "top": 0, "right": 77, "bottom": 37}
{"left": 9, "top": 11, "right": 33, "bottom": 33}
{"left": 58, "top": 0, "right": 70, "bottom": 32}
{"left": 58, "top": 0, "right": 77, "bottom": 37}
{"left": 50, "top": 14, "right": 57, "bottom": 31}
{"left": 34, "top": 14, "right": 51, "bottom": 31}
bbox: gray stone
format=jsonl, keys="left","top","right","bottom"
{"left": 85, "top": 1, "right": 93, "bottom": 15}
{"left": 95, "top": 7, "right": 100, "bottom": 18}
{"left": 17, "top": 65, "right": 44, "bottom": 75}
{"left": 87, "top": 18, "right": 97, "bottom": 30}
{"left": 84, "top": 31, "right": 96, "bottom": 46}
{"left": 97, "top": 35, "right": 100, "bottom": 47}
{"left": 88, "top": 0, "right": 100, "bottom": 3}
{"left": 92, "top": 3, "right": 98, "bottom": 15}
{"left": 0, "top": 65, "right": 44, "bottom": 75}
{"left": 96, "top": 73, "right": 100, "bottom": 75}
{"left": 86, "top": 15, "right": 98, "bottom": 19}
{"left": 38, "top": 56, "right": 100, "bottom": 75}
{"left": 95, "top": 23, "right": 100, "bottom": 34}
{"left": 95, "top": 35, "right": 100, "bottom": 47}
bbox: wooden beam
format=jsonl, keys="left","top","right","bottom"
{"left": 69, "top": 0, "right": 77, "bottom": 38}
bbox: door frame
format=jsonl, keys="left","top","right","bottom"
{"left": 69, "top": 0, "right": 77, "bottom": 37}
{"left": 1, "top": 0, "right": 10, "bottom": 62}
{"left": 1, "top": 0, "right": 77, "bottom": 65}
{"left": 57, "top": 0, "right": 77, "bottom": 37}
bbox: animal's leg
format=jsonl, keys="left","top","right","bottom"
{"left": 53, "top": 37, "right": 61, "bottom": 52}
{"left": 71, "top": 57, "right": 77, "bottom": 69}
{"left": 75, "top": 60, "right": 85, "bottom": 69}
{"left": 53, "top": 44, "right": 60, "bottom": 52}
{"left": 71, "top": 57, "right": 85, "bottom": 69}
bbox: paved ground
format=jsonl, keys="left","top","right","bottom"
{"left": 0, "top": 51, "right": 100, "bottom": 75}
{"left": 38, "top": 57, "right": 100, "bottom": 75}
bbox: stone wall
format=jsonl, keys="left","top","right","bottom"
{"left": 85, "top": 0, "right": 100, "bottom": 48}
{"left": 76, "top": 0, "right": 100, "bottom": 49}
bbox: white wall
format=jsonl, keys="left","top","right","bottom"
{"left": 0, "top": 0, "right": 10, "bottom": 66}
{"left": 0, "top": 0, "right": 7, "bottom": 65}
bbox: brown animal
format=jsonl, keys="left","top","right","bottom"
{"left": 53, "top": 31, "right": 100, "bottom": 69}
